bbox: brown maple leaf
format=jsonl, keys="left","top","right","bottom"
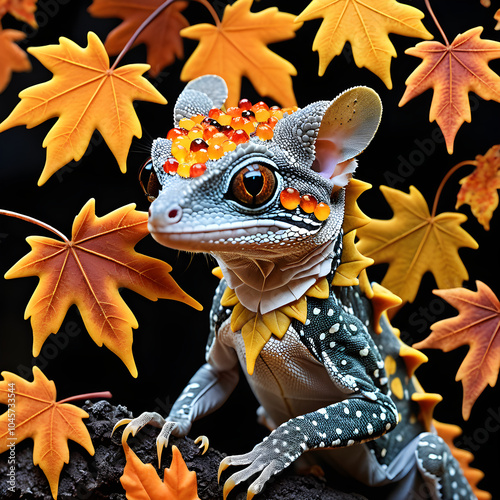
{"left": 0, "top": 367, "right": 94, "bottom": 499}
{"left": 0, "top": 28, "right": 31, "bottom": 93}
{"left": 0, "top": 32, "right": 167, "bottom": 185}
{"left": 456, "top": 145, "right": 500, "bottom": 230}
{"left": 180, "top": 0, "right": 301, "bottom": 107}
{"left": 0, "top": 0, "right": 38, "bottom": 27}
{"left": 295, "top": 0, "right": 432, "bottom": 88}
{"left": 121, "top": 442, "right": 200, "bottom": 500}
{"left": 356, "top": 185, "right": 478, "bottom": 303}
{"left": 88, "top": 0, "right": 189, "bottom": 77}
{"left": 4, "top": 199, "right": 202, "bottom": 377}
{"left": 400, "top": 27, "right": 500, "bottom": 154}
{"left": 414, "top": 281, "right": 500, "bottom": 420}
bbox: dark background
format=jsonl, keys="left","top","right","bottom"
{"left": 0, "top": 0, "right": 499, "bottom": 498}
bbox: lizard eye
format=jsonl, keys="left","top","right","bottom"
{"left": 139, "top": 158, "right": 160, "bottom": 202}
{"left": 230, "top": 164, "right": 276, "bottom": 207}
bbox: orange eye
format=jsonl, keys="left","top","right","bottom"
{"left": 230, "top": 164, "right": 276, "bottom": 207}
{"left": 138, "top": 158, "right": 160, "bottom": 202}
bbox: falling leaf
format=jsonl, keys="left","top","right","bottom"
{"left": 121, "top": 442, "right": 200, "bottom": 500}
{"left": 0, "top": 28, "right": 31, "bottom": 93}
{"left": 88, "top": 0, "right": 189, "bottom": 77}
{"left": 400, "top": 27, "right": 500, "bottom": 154}
{"left": 295, "top": 0, "right": 432, "bottom": 88}
{"left": 4, "top": 199, "right": 202, "bottom": 377}
{"left": 0, "top": 31, "right": 167, "bottom": 185}
{"left": 180, "top": 0, "right": 301, "bottom": 107}
{"left": 495, "top": 9, "right": 500, "bottom": 30}
{"left": 0, "top": 367, "right": 94, "bottom": 499}
{"left": 0, "top": 0, "right": 38, "bottom": 27}
{"left": 414, "top": 281, "right": 500, "bottom": 420}
{"left": 456, "top": 145, "right": 500, "bottom": 230}
{"left": 356, "top": 185, "right": 478, "bottom": 303}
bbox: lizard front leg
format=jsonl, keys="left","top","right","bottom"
{"left": 115, "top": 362, "right": 239, "bottom": 460}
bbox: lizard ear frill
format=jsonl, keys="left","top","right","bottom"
{"left": 174, "top": 75, "right": 228, "bottom": 126}
{"left": 313, "top": 87, "right": 382, "bottom": 187}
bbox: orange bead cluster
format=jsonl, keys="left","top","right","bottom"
{"left": 163, "top": 99, "right": 298, "bottom": 178}
{"left": 280, "top": 187, "right": 331, "bottom": 221}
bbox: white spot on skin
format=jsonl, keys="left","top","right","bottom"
{"left": 313, "top": 307, "right": 321, "bottom": 315}
{"left": 356, "top": 410, "right": 362, "bottom": 418}
{"left": 329, "top": 323, "right": 340, "bottom": 333}
{"left": 367, "top": 423, "right": 373, "bottom": 435}
{"left": 344, "top": 407, "right": 349, "bottom": 414}
{"left": 359, "top": 348, "right": 369, "bottom": 357}
{"left": 320, "top": 333, "right": 326, "bottom": 340}
{"left": 336, "top": 428, "right": 342, "bottom": 435}
{"left": 349, "top": 324, "right": 357, "bottom": 331}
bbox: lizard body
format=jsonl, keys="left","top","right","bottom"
{"left": 123, "top": 76, "right": 476, "bottom": 499}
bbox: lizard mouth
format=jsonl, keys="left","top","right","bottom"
{"left": 148, "top": 219, "right": 302, "bottom": 252}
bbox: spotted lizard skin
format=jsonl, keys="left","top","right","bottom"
{"left": 122, "top": 76, "right": 476, "bottom": 500}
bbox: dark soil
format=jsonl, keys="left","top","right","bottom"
{"left": 0, "top": 400, "right": 367, "bottom": 499}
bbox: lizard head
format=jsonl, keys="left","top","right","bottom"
{"left": 146, "top": 75, "right": 381, "bottom": 261}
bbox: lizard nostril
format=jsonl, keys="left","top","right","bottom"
{"left": 168, "top": 208, "right": 179, "bottom": 219}
{"left": 163, "top": 204, "right": 182, "bottom": 225}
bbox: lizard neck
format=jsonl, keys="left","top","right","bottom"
{"left": 212, "top": 238, "right": 338, "bottom": 315}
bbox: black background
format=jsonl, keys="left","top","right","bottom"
{"left": 0, "top": 0, "right": 499, "bottom": 498}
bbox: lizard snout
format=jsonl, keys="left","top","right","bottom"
{"left": 148, "top": 201, "right": 183, "bottom": 229}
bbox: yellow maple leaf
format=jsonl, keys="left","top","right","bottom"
{"left": 0, "top": 31, "right": 167, "bottom": 185}
{"left": 0, "top": 27, "right": 31, "bottom": 94}
{"left": 356, "top": 185, "right": 478, "bottom": 303}
{"left": 295, "top": 0, "right": 432, "bottom": 88}
{"left": 180, "top": 0, "right": 301, "bottom": 107}
{"left": 0, "top": 367, "right": 94, "bottom": 499}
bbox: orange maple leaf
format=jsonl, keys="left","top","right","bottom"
{"left": 0, "top": 31, "right": 167, "bottom": 185}
{"left": 0, "top": 28, "right": 31, "bottom": 93}
{"left": 0, "top": 0, "right": 37, "bottom": 27}
{"left": 400, "top": 27, "right": 500, "bottom": 154}
{"left": 295, "top": 0, "right": 432, "bottom": 88}
{"left": 88, "top": 0, "right": 189, "bottom": 78}
{"left": 121, "top": 442, "right": 200, "bottom": 500}
{"left": 0, "top": 367, "right": 94, "bottom": 499}
{"left": 4, "top": 199, "right": 202, "bottom": 377}
{"left": 414, "top": 281, "right": 500, "bottom": 420}
{"left": 456, "top": 144, "right": 500, "bottom": 230}
{"left": 356, "top": 185, "right": 478, "bottom": 303}
{"left": 180, "top": 0, "right": 301, "bottom": 107}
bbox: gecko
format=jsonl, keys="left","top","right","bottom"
{"left": 118, "top": 75, "right": 477, "bottom": 500}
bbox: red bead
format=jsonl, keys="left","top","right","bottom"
{"left": 190, "top": 163, "right": 206, "bottom": 177}
{"left": 280, "top": 187, "right": 300, "bottom": 210}
{"left": 252, "top": 101, "right": 269, "bottom": 112}
{"left": 208, "top": 108, "right": 221, "bottom": 119}
{"left": 163, "top": 157, "right": 179, "bottom": 174}
{"left": 231, "top": 129, "right": 250, "bottom": 144}
{"left": 238, "top": 98, "right": 252, "bottom": 110}
{"left": 226, "top": 106, "right": 242, "bottom": 117}
{"left": 190, "top": 138, "right": 208, "bottom": 151}
{"left": 314, "top": 202, "right": 331, "bottom": 221}
{"left": 167, "top": 127, "right": 187, "bottom": 140}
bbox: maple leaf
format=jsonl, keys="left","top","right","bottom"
{"left": 356, "top": 185, "right": 478, "bottom": 303}
{"left": 4, "top": 199, "right": 202, "bottom": 377}
{"left": 88, "top": 0, "right": 189, "bottom": 77}
{"left": 400, "top": 27, "right": 500, "bottom": 154}
{"left": 0, "top": 28, "right": 31, "bottom": 93}
{"left": 0, "top": 31, "right": 167, "bottom": 185}
{"left": 0, "top": 0, "right": 38, "bottom": 27}
{"left": 121, "top": 442, "right": 200, "bottom": 500}
{"left": 414, "top": 282, "right": 500, "bottom": 420}
{"left": 0, "top": 367, "right": 94, "bottom": 499}
{"left": 295, "top": 0, "right": 432, "bottom": 88}
{"left": 180, "top": 0, "right": 301, "bottom": 107}
{"left": 456, "top": 144, "right": 500, "bottom": 230}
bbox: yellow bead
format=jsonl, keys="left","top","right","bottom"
{"left": 255, "top": 109, "right": 271, "bottom": 122}
{"left": 208, "top": 143, "right": 224, "bottom": 160}
{"left": 188, "top": 127, "right": 203, "bottom": 140}
{"left": 171, "top": 144, "right": 188, "bottom": 162}
{"left": 177, "top": 163, "right": 191, "bottom": 178}
{"left": 217, "top": 114, "right": 232, "bottom": 126}
{"left": 179, "top": 118, "right": 195, "bottom": 130}
{"left": 222, "top": 140, "right": 236, "bottom": 153}
{"left": 314, "top": 202, "right": 331, "bottom": 221}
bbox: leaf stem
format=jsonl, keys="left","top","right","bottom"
{"left": 431, "top": 160, "right": 477, "bottom": 217}
{"left": 110, "top": 0, "right": 221, "bottom": 71}
{"left": 58, "top": 391, "right": 112, "bottom": 404}
{"left": 0, "top": 209, "right": 69, "bottom": 242}
{"left": 424, "top": 0, "right": 449, "bottom": 46}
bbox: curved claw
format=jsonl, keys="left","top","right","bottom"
{"left": 222, "top": 477, "right": 236, "bottom": 500}
{"left": 218, "top": 456, "right": 231, "bottom": 482}
{"left": 195, "top": 435, "right": 209, "bottom": 455}
{"left": 156, "top": 434, "right": 170, "bottom": 467}
{"left": 111, "top": 418, "right": 132, "bottom": 438}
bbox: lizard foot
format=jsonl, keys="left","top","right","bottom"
{"left": 218, "top": 430, "right": 302, "bottom": 499}
{"left": 113, "top": 411, "right": 166, "bottom": 441}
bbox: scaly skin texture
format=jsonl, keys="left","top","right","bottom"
{"left": 120, "top": 76, "right": 476, "bottom": 499}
